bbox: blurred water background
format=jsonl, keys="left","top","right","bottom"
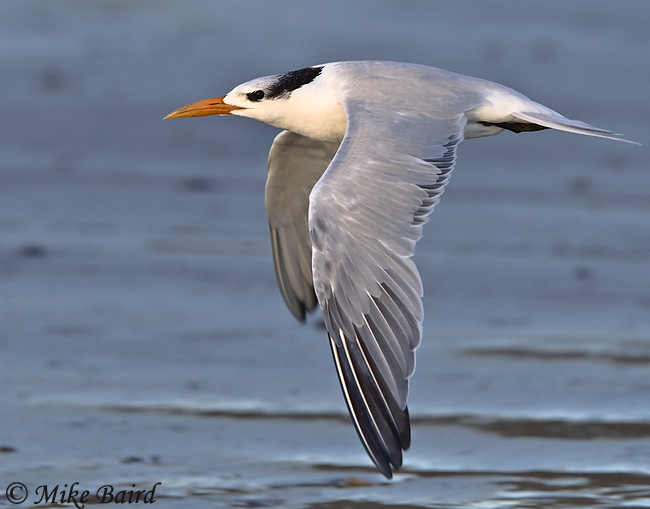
{"left": 1, "top": 1, "right": 649, "bottom": 507}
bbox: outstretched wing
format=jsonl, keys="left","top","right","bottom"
{"left": 309, "top": 98, "right": 466, "bottom": 477}
{"left": 265, "top": 130, "right": 340, "bottom": 321}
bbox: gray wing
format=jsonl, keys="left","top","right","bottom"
{"left": 309, "top": 98, "right": 466, "bottom": 478}
{"left": 266, "top": 130, "right": 340, "bottom": 321}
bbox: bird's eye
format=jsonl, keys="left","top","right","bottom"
{"left": 247, "top": 90, "right": 265, "bottom": 102}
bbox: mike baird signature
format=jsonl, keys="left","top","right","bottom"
{"left": 4, "top": 481, "right": 162, "bottom": 507}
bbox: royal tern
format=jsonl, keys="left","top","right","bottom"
{"left": 165, "top": 61, "right": 636, "bottom": 478}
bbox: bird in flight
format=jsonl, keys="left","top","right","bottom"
{"left": 165, "top": 61, "right": 636, "bottom": 478}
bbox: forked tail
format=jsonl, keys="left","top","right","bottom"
{"left": 513, "top": 110, "right": 640, "bottom": 145}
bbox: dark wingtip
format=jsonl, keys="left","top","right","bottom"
{"left": 327, "top": 324, "right": 410, "bottom": 480}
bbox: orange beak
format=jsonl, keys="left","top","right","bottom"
{"left": 164, "top": 96, "right": 245, "bottom": 119}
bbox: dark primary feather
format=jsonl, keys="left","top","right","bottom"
{"left": 329, "top": 323, "right": 410, "bottom": 479}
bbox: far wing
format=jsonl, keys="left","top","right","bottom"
{"left": 309, "top": 99, "right": 466, "bottom": 477}
{"left": 266, "top": 130, "right": 340, "bottom": 321}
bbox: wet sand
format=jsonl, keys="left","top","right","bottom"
{"left": 1, "top": 1, "right": 650, "bottom": 507}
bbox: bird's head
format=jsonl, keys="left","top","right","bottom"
{"left": 165, "top": 65, "right": 347, "bottom": 142}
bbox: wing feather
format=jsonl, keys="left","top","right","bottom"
{"left": 266, "top": 131, "right": 340, "bottom": 320}
{"left": 309, "top": 95, "right": 468, "bottom": 476}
